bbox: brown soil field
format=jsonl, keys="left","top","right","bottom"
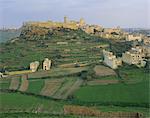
{"left": 94, "top": 65, "right": 116, "bottom": 76}
{"left": 19, "top": 75, "right": 29, "bottom": 92}
{"left": 9, "top": 78, "right": 20, "bottom": 90}
{"left": 40, "top": 79, "right": 64, "bottom": 97}
{"left": 64, "top": 105, "right": 142, "bottom": 118}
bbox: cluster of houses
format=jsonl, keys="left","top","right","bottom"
{"left": 103, "top": 50, "right": 122, "bottom": 69}
{"left": 30, "top": 58, "right": 51, "bottom": 72}
{"left": 103, "top": 45, "right": 149, "bottom": 69}
{"left": 24, "top": 17, "right": 150, "bottom": 43}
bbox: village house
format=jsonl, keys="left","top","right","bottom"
{"left": 143, "top": 36, "right": 150, "bottom": 45}
{"left": 30, "top": 61, "right": 40, "bottom": 72}
{"left": 126, "top": 34, "right": 142, "bottom": 42}
{"left": 43, "top": 58, "right": 51, "bottom": 70}
{"left": 142, "top": 45, "right": 150, "bottom": 58}
{"left": 122, "top": 46, "right": 146, "bottom": 67}
{"left": 103, "top": 27, "right": 122, "bottom": 34}
{"left": 103, "top": 50, "right": 122, "bottom": 69}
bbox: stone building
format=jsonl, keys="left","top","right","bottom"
{"left": 43, "top": 58, "right": 51, "bottom": 70}
{"left": 103, "top": 50, "right": 122, "bottom": 69}
{"left": 143, "top": 36, "right": 150, "bottom": 45}
{"left": 143, "top": 45, "right": 150, "bottom": 57}
{"left": 104, "top": 27, "right": 121, "bottom": 34}
{"left": 30, "top": 61, "right": 40, "bottom": 72}
{"left": 79, "top": 18, "right": 85, "bottom": 27}
{"left": 126, "top": 34, "right": 142, "bottom": 42}
{"left": 122, "top": 47, "right": 146, "bottom": 67}
{"left": 83, "top": 26, "right": 95, "bottom": 34}
{"left": 0, "top": 72, "right": 3, "bottom": 78}
{"left": 64, "top": 16, "right": 69, "bottom": 24}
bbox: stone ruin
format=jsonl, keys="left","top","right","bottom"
{"left": 30, "top": 61, "right": 40, "bottom": 72}
{"left": 43, "top": 58, "right": 52, "bottom": 70}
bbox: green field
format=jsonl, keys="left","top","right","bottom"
{"left": 0, "top": 113, "right": 80, "bottom": 118}
{"left": 0, "top": 92, "right": 64, "bottom": 113}
{"left": 74, "top": 81, "right": 149, "bottom": 104}
{"left": 0, "top": 80, "right": 10, "bottom": 89}
{"left": 95, "top": 75, "right": 118, "bottom": 80}
{"left": 119, "top": 66, "right": 149, "bottom": 83}
{"left": 27, "top": 79, "right": 45, "bottom": 94}
{"left": 0, "top": 92, "right": 149, "bottom": 117}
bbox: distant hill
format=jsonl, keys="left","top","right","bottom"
{"left": 0, "top": 29, "right": 21, "bottom": 43}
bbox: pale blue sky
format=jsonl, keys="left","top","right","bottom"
{"left": 0, "top": 0, "right": 149, "bottom": 28}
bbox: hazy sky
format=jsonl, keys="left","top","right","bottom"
{"left": 0, "top": 0, "right": 149, "bottom": 28}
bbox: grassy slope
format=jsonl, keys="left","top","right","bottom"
{"left": 0, "top": 28, "right": 108, "bottom": 71}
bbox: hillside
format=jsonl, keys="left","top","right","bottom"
{"left": 0, "top": 24, "right": 149, "bottom": 117}
{"left": 0, "top": 25, "right": 110, "bottom": 71}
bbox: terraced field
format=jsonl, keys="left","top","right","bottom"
{"left": 9, "top": 78, "right": 20, "bottom": 90}
{"left": 19, "top": 78, "right": 29, "bottom": 92}
{"left": 0, "top": 92, "right": 64, "bottom": 113}
{"left": 52, "top": 78, "right": 76, "bottom": 99}
{"left": 0, "top": 38, "right": 106, "bottom": 71}
{"left": 40, "top": 79, "right": 64, "bottom": 97}
{"left": 74, "top": 80, "right": 149, "bottom": 105}
{"left": 0, "top": 92, "right": 149, "bottom": 117}
{"left": 27, "top": 79, "right": 44, "bottom": 94}
{"left": 28, "top": 67, "right": 88, "bottom": 79}
{"left": 0, "top": 66, "right": 88, "bottom": 100}
{"left": 0, "top": 81, "right": 10, "bottom": 89}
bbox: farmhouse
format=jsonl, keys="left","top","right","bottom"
{"left": 103, "top": 50, "right": 122, "bottom": 69}
{"left": 43, "top": 58, "right": 51, "bottom": 70}
{"left": 30, "top": 61, "right": 39, "bottom": 72}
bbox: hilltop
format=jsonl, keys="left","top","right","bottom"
{"left": 0, "top": 18, "right": 133, "bottom": 71}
